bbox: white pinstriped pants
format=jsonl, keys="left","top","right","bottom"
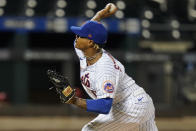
{"left": 82, "top": 90, "right": 158, "bottom": 131}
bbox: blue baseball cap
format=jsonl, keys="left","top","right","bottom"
{"left": 70, "top": 21, "right": 107, "bottom": 45}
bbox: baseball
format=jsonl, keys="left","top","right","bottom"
{"left": 108, "top": 3, "right": 117, "bottom": 12}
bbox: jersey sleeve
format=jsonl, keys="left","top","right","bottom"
{"left": 95, "top": 73, "right": 117, "bottom": 99}
{"left": 73, "top": 40, "right": 87, "bottom": 69}
{"left": 74, "top": 40, "right": 85, "bottom": 59}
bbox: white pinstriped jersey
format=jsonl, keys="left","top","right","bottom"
{"left": 75, "top": 47, "right": 158, "bottom": 131}
{"left": 76, "top": 47, "right": 140, "bottom": 103}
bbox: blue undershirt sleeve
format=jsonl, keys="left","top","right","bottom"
{"left": 86, "top": 98, "right": 113, "bottom": 114}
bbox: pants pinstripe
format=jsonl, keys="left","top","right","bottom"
{"left": 82, "top": 94, "right": 158, "bottom": 131}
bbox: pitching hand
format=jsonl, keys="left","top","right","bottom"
{"left": 91, "top": 3, "right": 118, "bottom": 21}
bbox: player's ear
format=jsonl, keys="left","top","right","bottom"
{"left": 88, "top": 40, "right": 94, "bottom": 47}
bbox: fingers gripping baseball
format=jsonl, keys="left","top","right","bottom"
{"left": 94, "top": 3, "right": 118, "bottom": 20}
{"left": 105, "top": 3, "right": 118, "bottom": 16}
{"left": 47, "top": 69, "right": 75, "bottom": 104}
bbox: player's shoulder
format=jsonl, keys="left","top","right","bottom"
{"left": 103, "top": 50, "right": 124, "bottom": 67}
{"left": 94, "top": 51, "right": 118, "bottom": 75}
{"left": 102, "top": 50, "right": 125, "bottom": 73}
{"left": 97, "top": 50, "right": 116, "bottom": 68}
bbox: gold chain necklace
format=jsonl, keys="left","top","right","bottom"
{"left": 86, "top": 50, "right": 103, "bottom": 61}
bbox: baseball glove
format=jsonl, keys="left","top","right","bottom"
{"left": 47, "top": 69, "right": 75, "bottom": 103}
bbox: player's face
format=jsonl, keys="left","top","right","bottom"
{"left": 75, "top": 35, "right": 91, "bottom": 50}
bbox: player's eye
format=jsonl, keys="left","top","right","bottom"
{"left": 76, "top": 35, "right": 86, "bottom": 39}
{"left": 80, "top": 36, "right": 86, "bottom": 38}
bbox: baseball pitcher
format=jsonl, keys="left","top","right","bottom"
{"left": 47, "top": 3, "right": 158, "bottom": 131}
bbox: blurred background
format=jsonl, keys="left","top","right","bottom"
{"left": 0, "top": 0, "right": 196, "bottom": 130}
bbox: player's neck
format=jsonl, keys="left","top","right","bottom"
{"left": 83, "top": 48, "right": 103, "bottom": 66}
{"left": 86, "top": 52, "right": 102, "bottom": 66}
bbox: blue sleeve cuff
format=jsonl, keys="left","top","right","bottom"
{"left": 86, "top": 98, "right": 113, "bottom": 114}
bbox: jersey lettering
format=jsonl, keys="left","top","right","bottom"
{"left": 91, "top": 90, "right": 97, "bottom": 97}
{"left": 81, "top": 73, "right": 90, "bottom": 88}
{"left": 107, "top": 53, "right": 122, "bottom": 72}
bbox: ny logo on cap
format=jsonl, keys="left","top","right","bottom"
{"left": 88, "top": 34, "right": 92, "bottom": 38}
